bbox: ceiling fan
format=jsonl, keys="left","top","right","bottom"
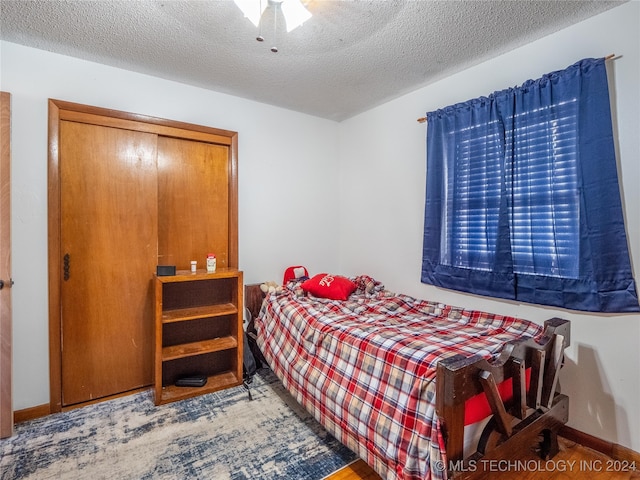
{"left": 233, "top": 0, "right": 312, "bottom": 52}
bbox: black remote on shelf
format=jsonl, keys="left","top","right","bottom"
{"left": 175, "top": 376, "right": 207, "bottom": 387}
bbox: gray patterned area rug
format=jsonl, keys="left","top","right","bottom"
{"left": 0, "top": 369, "right": 357, "bottom": 479}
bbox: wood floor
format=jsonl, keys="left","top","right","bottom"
{"left": 326, "top": 437, "right": 640, "bottom": 480}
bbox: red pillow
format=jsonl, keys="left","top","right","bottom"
{"left": 301, "top": 274, "right": 356, "bottom": 301}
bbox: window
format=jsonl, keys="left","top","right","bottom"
{"left": 422, "top": 58, "right": 639, "bottom": 313}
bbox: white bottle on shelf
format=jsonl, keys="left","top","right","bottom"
{"left": 206, "top": 253, "right": 216, "bottom": 273}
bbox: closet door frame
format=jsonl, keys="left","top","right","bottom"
{"left": 1, "top": 92, "right": 12, "bottom": 437}
{"left": 47, "top": 99, "right": 238, "bottom": 412}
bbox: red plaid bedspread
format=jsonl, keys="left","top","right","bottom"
{"left": 255, "top": 276, "right": 543, "bottom": 480}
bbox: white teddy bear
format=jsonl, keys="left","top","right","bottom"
{"left": 260, "top": 281, "right": 282, "bottom": 294}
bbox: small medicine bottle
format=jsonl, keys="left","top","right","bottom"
{"left": 206, "top": 253, "right": 216, "bottom": 273}
{"left": 190, "top": 261, "right": 197, "bottom": 273}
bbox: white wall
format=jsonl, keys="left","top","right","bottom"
{"left": 0, "top": 42, "right": 341, "bottom": 410}
{"left": 339, "top": 2, "right": 640, "bottom": 451}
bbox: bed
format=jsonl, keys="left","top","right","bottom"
{"left": 247, "top": 274, "right": 570, "bottom": 480}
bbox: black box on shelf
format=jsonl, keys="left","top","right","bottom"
{"left": 156, "top": 265, "right": 176, "bottom": 276}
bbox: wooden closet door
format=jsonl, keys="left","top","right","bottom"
{"left": 157, "top": 136, "right": 230, "bottom": 270}
{"left": 60, "top": 121, "right": 157, "bottom": 406}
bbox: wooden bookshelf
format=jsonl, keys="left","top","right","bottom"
{"left": 154, "top": 269, "right": 243, "bottom": 405}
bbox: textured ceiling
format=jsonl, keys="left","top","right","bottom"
{"left": 0, "top": 0, "right": 625, "bottom": 121}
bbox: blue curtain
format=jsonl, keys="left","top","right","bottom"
{"left": 421, "top": 58, "right": 639, "bottom": 313}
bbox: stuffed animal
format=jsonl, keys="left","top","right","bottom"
{"left": 260, "top": 281, "right": 282, "bottom": 294}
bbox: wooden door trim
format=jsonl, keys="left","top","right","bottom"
{"left": 51, "top": 99, "right": 236, "bottom": 145}
{"left": 47, "top": 99, "right": 238, "bottom": 412}
{"left": 48, "top": 100, "right": 62, "bottom": 413}
{"left": 228, "top": 132, "right": 239, "bottom": 270}
{"left": 59, "top": 110, "right": 233, "bottom": 145}
{"left": 1, "top": 92, "right": 13, "bottom": 436}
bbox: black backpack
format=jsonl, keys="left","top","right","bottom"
{"left": 243, "top": 330, "right": 257, "bottom": 380}
{"left": 242, "top": 308, "right": 258, "bottom": 400}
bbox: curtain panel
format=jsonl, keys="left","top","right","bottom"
{"left": 421, "top": 58, "right": 639, "bottom": 313}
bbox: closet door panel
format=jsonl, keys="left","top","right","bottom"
{"left": 60, "top": 121, "right": 157, "bottom": 406}
{"left": 157, "top": 136, "right": 229, "bottom": 269}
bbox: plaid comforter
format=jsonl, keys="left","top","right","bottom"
{"left": 255, "top": 276, "right": 543, "bottom": 480}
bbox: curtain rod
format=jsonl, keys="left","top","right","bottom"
{"left": 416, "top": 54, "right": 616, "bottom": 124}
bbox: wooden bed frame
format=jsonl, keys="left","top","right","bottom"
{"left": 244, "top": 284, "right": 570, "bottom": 479}
{"left": 437, "top": 317, "right": 570, "bottom": 478}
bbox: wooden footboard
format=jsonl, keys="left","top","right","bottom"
{"left": 436, "top": 317, "right": 570, "bottom": 479}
